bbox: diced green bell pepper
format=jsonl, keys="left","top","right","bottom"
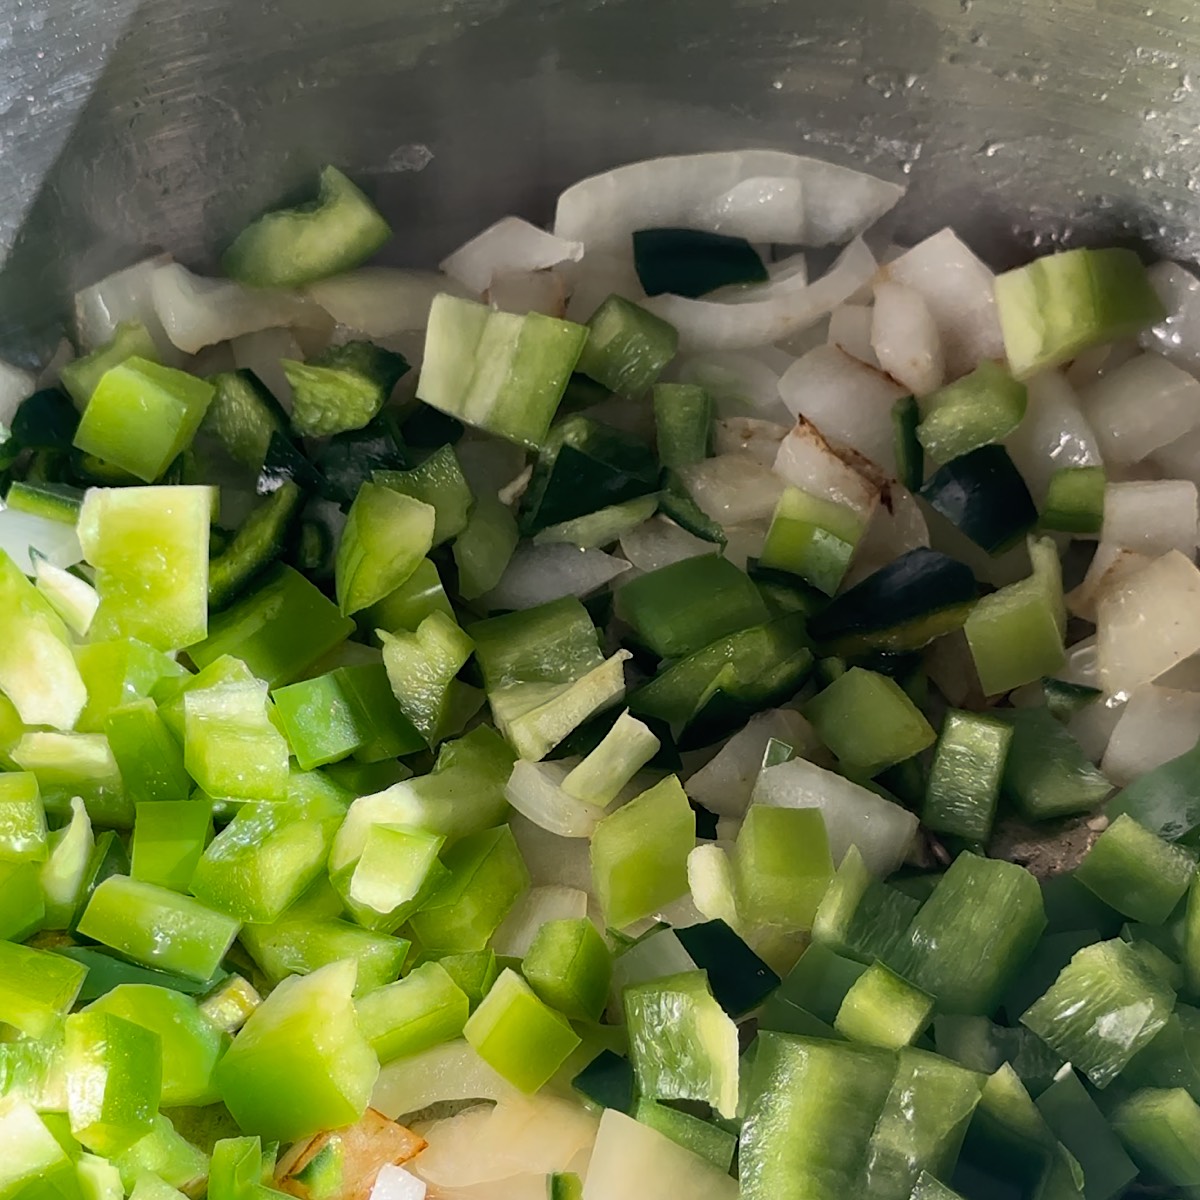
{"left": 40, "top": 796, "right": 95, "bottom": 929}
{"left": 374, "top": 444, "right": 473, "bottom": 546}
{"left": 270, "top": 672, "right": 371, "bottom": 770}
{"left": 734, "top": 805, "right": 833, "bottom": 932}
{"left": 453, "top": 495, "right": 520, "bottom": 601}
{"left": 75, "top": 638, "right": 185, "bottom": 735}
{"left": 129, "top": 800, "right": 212, "bottom": 892}
{"left": 522, "top": 917, "right": 613, "bottom": 1022}
{"left": 632, "top": 1097, "right": 735, "bottom": 1172}
{"left": 105, "top": 702, "right": 192, "bottom": 808}
{"left": 1110, "top": 1086, "right": 1200, "bottom": 1187}
{"left": 577, "top": 295, "right": 678, "bottom": 398}
{"left": 364, "top": 555, "right": 454, "bottom": 635}
{"left": 561, "top": 711, "right": 660, "bottom": 808}
{"left": 0, "top": 940, "right": 88, "bottom": 1038}
{"left": 835, "top": 962, "right": 935, "bottom": 1049}
{"left": 917, "top": 360, "right": 1027, "bottom": 463}
{"left": 760, "top": 487, "right": 866, "bottom": 596}
{"left": 214, "top": 959, "right": 379, "bottom": 1143}
{"left": 111, "top": 1114, "right": 209, "bottom": 1196}
{"left": 653, "top": 382, "right": 712, "bottom": 469}
{"left": 12, "top": 730, "right": 129, "bottom": 829}
{"left": 0, "top": 1099, "right": 78, "bottom": 1200}
{"left": 200, "top": 974, "right": 262, "bottom": 1035}
{"left": 1041, "top": 466, "right": 1106, "bottom": 535}
{"left": 343, "top": 823, "right": 444, "bottom": 921}
{"left": 0, "top": 860, "right": 45, "bottom": 941}
{"left": 922, "top": 710, "right": 1012, "bottom": 842}
{"left": 1000, "top": 707, "right": 1112, "bottom": 821}
{"left": 184, "top": 680, "right": 290, "bottom": 804}
{"left": 285, "top": 342, "right": 409, "bottom": 439}
{"left": 0, "top": 773, "right": 47, "bottom": 863}
{"left": 355, "top": 961, "right": 470, "bottom": 1064}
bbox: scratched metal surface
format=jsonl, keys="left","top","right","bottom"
{"left": 2, "top": 0, "right": 1200, "bottom": 360}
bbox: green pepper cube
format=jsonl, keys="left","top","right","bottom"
{"left": 73, "top": 357, "right": 215, "bottom": 482}
{"left": 1021, "top": 939, "right": 1174, "bottom": 1088}
{"left": 129, "top": 800, "right": 212, "bottom": 893}
{"left": 355, "top": 961, "right": 470, "bottom": 1064}
{"left": 65, "top": 1009, "right": 162, "bottom": 1155}
{"left": 923, "top": 710, "right": 1014, "bottom": 842}
{"left": 214, "top": 959, "right": 379, "bottom": 1143}
{"left": 111, "top": 1113, "right": 210, "bottom": 1195}
{"left": 207, "top": 1135, "right": 271, "bottom": 1200}
{"left": 190, "top": 790, "right": 346, "bottom": 924}
{"left": 335, "top": 483, "right": 435, "bottom": 617}
{"left": 155, "top": 654, "right": 257, "bottom": 741}
{"left": 653, "top": 382, "right": 713, "bottom": 469}
{"left": 332, "top": 662, "right": 425, "bottom": 762}
{"left": 127, "top": 1173, "right": 189, "bottom": 1200}
{"left": 199, "top": 974, "right": 262, "bottom": 1035}
{"left": 78, "top": 485, "right": 213, "bottom": 653}
{"left": 0, "top": 860, "right": 46, "bottom": 941}
{"left": 374, "top": 444, "right": 473, "bottom": 546}
{"left": 380, "top": 611, "right": 476, "bottom": 747}
{"left": 463, "top": 968, "right": 581, "bottom": 1093}
{"left": 1075, "top": 814, "right": 1196, "bottom": 926}
{"left": 409, "top": 825, "right": 530, "bottom": 953}
{"left": 105, "top": 702, "right": 191, "bottom": 808}
{"left": 1041, "top": 466, "right": 1106, "bottom": 535}
{"left": 184, "top": 681, "right": 289, "bottom": 803}
{"left": 190, "top": 565, "right": 356, "bottom": 688}
{"left": 347, "top": 824, "right": 444, "bottom": 917}
{"left": 75, "top": 638, "right": 186, "bottom": 735}
{"left": 624, "top": 970, "right": 739, "bottom": 1118}
{"left": 437, "top": 950, "right": 500, "bottom": 1011}
{"left": 364, "top": 556, "right": 454, "bottom": 636}
{"left": 0, "top": 1099, "right": 77, "bottom": 1200}
{"left": 0, "top": 773, "right": 47, "bottom": 863}
{"left": 76, "top": 876, "right": 241, "bottom": 982}
{"left": 522, "top": 917, "right": 612, "bottom": 1022}
{"left": 916, "top": 360, "right": 1028, "bottom": 463}
{"left": 0, "top": 940, "right": 87, "bottom": 1038}
{"left": 86, "top": 984, "right": 227, "bottom": 1107}
{"left": 734, "top": 805, "right": 833, "bottom": 932}
{"left": 577, "top": 295, "right": 679, "bottom": 398}
{"left": 591, "top": 776, "right": 694, "bottom": 931}
{"left": 804, "top": 668, "right": 936, "bottom": 778}
{"left": 834, "top": 962, "right": 935, "bottom": 1048}
{"left": 760, "top": 487, "right": 867, "bottom": 596}
{"left": 1110, "top": 1087, "right": 1200, "bottom": 1187}
{"left": 11, "top": 730, "right": 129, "bottom": 829}
{"left": 271, "top": 673, "right": 371, "bottom": 770}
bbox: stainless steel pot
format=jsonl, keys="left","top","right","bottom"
{"left": 3, "top": 0, "right": 1200, "bottom": 359}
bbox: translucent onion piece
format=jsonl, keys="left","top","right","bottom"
{"left": 618, "top": 517, "right": 715, "bottom": 574}
{"left": 504, "top": 761, "right": 607, "bottom": 839}
{"left": 372, "top": 1041, "right": 517, "bottom": 1121}
{"left": 1100, "top": 481, "right": 1199, "bottom": 557}
{"left": 0, "top": 360, "right": 35, "bottom": 427}
{"left": 778, "top": 345, "right": 908, "bottom": 475}
{"left": 1097, "top": 550, "right": 1200, "bottom": 698}
{"left": 35, "top": 339, "right": 76, "bottom": 391}
{"left": 230, "top": 327, "right": 305, "bottom": 412}
{"left": 150, "top": 262, "right": 325, "bottom": 354}
{"left": 1141, "top": 261, "right": 1200, "bottom": 372}
{"left": 1150, "top": 425, "right": 1200, "bottom": 492}
{"left": 414, "top": 1093, "right": 598, "bottom": 1192}
{"left": 676, "top": 350, "right": 792, "bottom": 423}
{"left": 641, "top": 238, "right": 877, "bottom": 352}
{"left": 712, "top": 417, "right": 789, "bottom": 467}
{"left": 481, "top": 544, "right": 630, "bottom": 611}
{"left": 455, "top": 436, "right": 529, "bottom": 502}
{"left": 508, "top": 812, "right": 595, "bottom": 895}
{"left": 687, "top": 843, "right": 740, "bottom": 928}
{"left": 486, "top": 269, "right": 569, "bottom": 318}
{"left": 1004, "top": 370, "right": 1101, "bottom": 504}
{"left": 1080, "top": 353, "right": 1200, "bottom": 466}
{"left": 554, "top": 151, "right": 903, "bottom": 252}
{"left": 442, "top": 217, "right": 584, "bottom": 295}
{"left": 772, "top": 418, "right": 884, "bottom": 523}
{"left": 0, "top": 504, "right": 83, "bottom": 574}
{"left": 871, "top": 280, "right": 945, "bottom": 396}
{"left": 721, "top": 521, "right": 769, "bottom": 570}
{"left": 1066, "top": 542, "right": 1155, "bottom": 623}
{"left": 371, "top": 1165, "right": 426, "bottom": 1200}
{"left": 827, "top": 303, "right": 880, "bottom": 368}
{"left": 845, "top": 484, "right": 931, "bottom": 588}
{"left": 883, "top": 227, "right": 1005, "bottom": 379}
{"left": 74, "top": 254, "right": 183, "bottom": 361}
{"left": 491, "top": 884, "right": 591, "bottom": 958}
{"left": 676, "top": 455, "right": 785, "bottom": 526}
{"left": 685, "top": 709, "right": 825, "bottom": 818}
{"left": 609, "top": 928, "right": 698, "bottom": 1008}
{"left": 1102, "top": 685, "right": 1200, "bottom": 786}
{"left": 562, "top": 252, "right": 646, "bottom": 324}
{"left": 307, "top": 268, "right": 470, "bottom": 337}
{"left": 752, "top": 756, "right": 919, "bottom": 878}
{"left": 581, "top": 1109, "right": 738, "bottom": 1200}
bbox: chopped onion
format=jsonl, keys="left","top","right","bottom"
{"left": 1102, "top": 685, "right": 1200, "bottom": 786}
{"left": 1004, "top": 371, "right": 1102, "bottom": 503}
{"left": 481, "top": 544, "right": 631, "bottom": 611}
{"left": 1100, "top": 481, "right": 1199, "bottom": 557}
{"left": 925, "top": 505, "right": 1034, "bottom": 589}
{"left": 504, "top": 760, "right": 607, "bottom": 839}
{"left": 827, "top": 303, "right": 880, "bottom": 368}
{"left": 577, "top": 391, "right": 657, "bottom": 443}
{"left": 778, "top": 345, "right": 908, "bottom": 475}
{"left": 581, "top": 1109, "right": 738, "bottom": 1200}
{"left": 1097, "top": 551, "right": 1200, "bottom": 698}
{"left": 618, "top": 517, "right": 715, "bottom": 573}
{"left": 0, "top": 505, "right": 83, "bottom": 574}
{"left": 1067, "top": 542, "right": 1155, "bottom": 623}
{"left": 882, "top": 228, "right": 1004, "bottom": 379}
{"left": 487, "top": 270, "right": 569, "bottom": 318}
{"left": 845, "top": 484, "right": 931, "bottom": 588}
{"left": 870, "top": 280, "right": 945, "bottom": 396}
{"left": 491, "top": 884, "right": 590, "bottom": 958}
{"left": 413, "top": 1093, "right": 598, "bottom": 1191}
{"left": 642, "top": 238, "right": 877, "bottom": 352}
{"left": 74, "top": 254, "right": 183, "bottom": 362}
{"left": 772, "top": 418, "right": 884, "bottom": 523}
{"left": 554, "top": 151, "right": 903, "bottom": 252}
{"left": 441, "top": 217, "right": 584, "bottom": 296}
{"left": 563, "top": 252, "right": 645, "bottom": 324}
{"left": 687, "top": 843, "right": 740, "bottom": 928}
{"left": 686, "top": 709, "right": 825, "bottom": 818}
{"left": 1141, "top": 261, "right": 1200, "bottom": 371}
{"left": 150, "top": 262, "right": 326, "bottom": 354}
{"left": 371, "top": 1041, "right": 516, "bottom": 1121}
{"left": 712, "top": 417, "right": 789, "bottom": 466}
{"left": 1149, "top": 425, "right": 1200, "bottom": 491}
{"left": 455, "top": 436, "right": 529, "bottom": 501}
{"left": 676, "top": 351, "right": 792, "bottom": 423}
{"left": 371, "top": 1165, "right": 426, "bottom": 1200}
{"left": 676, "top": 454, "right": 785, "bottom": 527}
{"left": 752, "top": 757, "right": 919, "bottom": 877}
{"left": 721, "top": 521, "right": 769, "bottom": 570}
{"left": 609, "top": 927, "right": 697, "bottom": 1004}
{"left": 0, "top": 360, "right": 35, "bottom": 427}
{"left": 925, "top": 630, "right": 983, "bottom": 708}
{"left": 508, "top": 812, "right": 595, "bottom": 894}
{"left": 307, "top": 268, "right": 469, "bottom": 337}
{"left": 1080, "top": 353, "right": 1200, "bottom": 466}
{"left": 35, "top": 339, "right": 75, "bottom": 391}
{"left": 230, "top": 327, "right": 305, "bottom": 411}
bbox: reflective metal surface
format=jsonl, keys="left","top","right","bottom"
{"left": 4, "top": 0, "right": 1200, "bottom": 358}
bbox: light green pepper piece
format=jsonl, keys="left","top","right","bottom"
{"left": 130, "top": 800, "right": 213, "bottom": 893}
{"left": 0, "top": 940, "right": 88, "bottom": 1038}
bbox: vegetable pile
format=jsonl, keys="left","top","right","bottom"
{"left": 1, "top": 151, "right": 1200, "bottom": 1200}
